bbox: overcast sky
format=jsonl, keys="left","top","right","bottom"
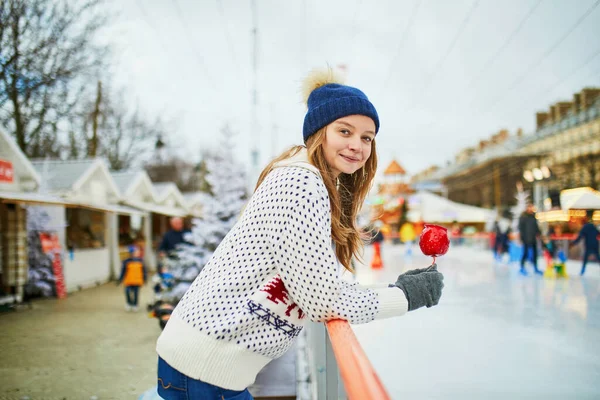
{"left": 106, "top": 0, "right": 600, "bottom": 180}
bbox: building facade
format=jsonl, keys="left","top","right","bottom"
{"left": 520, "top": 88, "right": 600, "bottom": 208}
{"left": 411, "top": 87, "right": 600, "bottom": 212}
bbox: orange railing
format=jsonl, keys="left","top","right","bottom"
{"left": 326, "top": 319, "right": 391, "bottom": 400}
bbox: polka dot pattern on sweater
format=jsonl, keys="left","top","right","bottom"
{"left": 172, "top": 165, "right": 380, "bottom": 359}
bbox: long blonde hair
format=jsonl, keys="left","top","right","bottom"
{"left": 254, "top": 127, "right": 378, "bottom": 272}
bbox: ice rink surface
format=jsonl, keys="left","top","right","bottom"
{"left": 352, "top": 244, "right": 600, "bottom": 399}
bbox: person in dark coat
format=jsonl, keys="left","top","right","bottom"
{"left": 570, "top": 210, "right": 600, "bottom": 276}
{"left": 158, "top": 217, "right": 191, "bottom": 257}
{"left": 157, "top": 217, "right": 192, "bottom": 275}
{"left": 518, "top": 203, "right": 542, "bottom": 275}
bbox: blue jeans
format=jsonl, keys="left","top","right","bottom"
{"left": 125, "top": 285, "right": 139, "bottom": 306}
{"left": 520, "top": 243, "right": 538, "bottom": 270}
{"left": 581, "top": 248, "right": 600, "bottom": 275}
{"left": 157, "top": 357, "right": 253, "bottom": 399}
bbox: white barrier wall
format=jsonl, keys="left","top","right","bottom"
{"left": 63, "top": 248, "right": 111, "bottom": 292}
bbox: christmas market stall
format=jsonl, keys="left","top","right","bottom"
{"left": 536, "top": 187, "right": 600, "bottom": 260}
{"left": 0, "top": 127, "right": 71, "bottom": 303}
{"left": 536, "top": 187, "right": 600, "bottom": 225}
{"left": 30, "top": 158, "right": 141, "bottom": 291}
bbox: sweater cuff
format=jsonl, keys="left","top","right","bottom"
{"left": 372, "top": 286, "right": 409, "bottom": 320}
{"left": 363, "top": 282, "right": 394, "bottom": 289}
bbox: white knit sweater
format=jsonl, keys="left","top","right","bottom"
{"left": 156, "top": 149, "right": 408, "bottom": 390}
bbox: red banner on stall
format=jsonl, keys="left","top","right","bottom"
{"left": 52, "top": 251, "right": 67, "bottom": 299}
{"left": 0, "top": 159, "right": 14, "bottom": 183}
{"left": 39, "top": 232, "right": 67, "bottom": 299}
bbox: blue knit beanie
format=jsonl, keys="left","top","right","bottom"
{"left": 302, "top": 77, "right": 379, "bottom": 142}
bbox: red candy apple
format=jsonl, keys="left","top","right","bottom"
{"left": 419, "top": 224, "right": 450, "bottom": 261}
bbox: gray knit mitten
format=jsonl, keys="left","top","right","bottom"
{"left": 392, "top": 265, "right": 444, "bottom": 311}
{"left": 400, "top": 264, "right": 438, "bottom": 276}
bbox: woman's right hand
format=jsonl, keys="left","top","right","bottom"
{"left": 393, "top": 266, "right": 444, "bottom": 311}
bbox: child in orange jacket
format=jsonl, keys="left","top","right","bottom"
{"left": 118, "top": 246, "right": 147, "bottom": 312}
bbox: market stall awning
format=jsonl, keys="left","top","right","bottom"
{"left": 75, "top": 202, "right": 149, "bottom": 216}
{"left": 107, "top": 204, "right": 149, "bottom": 216}
{"left": 124, "top": 200, "right": 187, "bottom": 217}
{"left": 0, "top": 191, "right": 74, "bottom": 206}
{"left": 0, "top": 191, "right": 151, "bottom": 216}
{"left": 560, "top": 187, "right": 600, "bottom": 210}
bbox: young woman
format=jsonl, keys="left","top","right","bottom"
{"left": 156, "top": 68, "right": 444, "bottom": 399}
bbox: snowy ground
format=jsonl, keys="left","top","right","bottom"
{"left": 351, "top": 243, "right": 600, "bottom": 399}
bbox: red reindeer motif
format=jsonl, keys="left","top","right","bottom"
{"left": 262, "top": 276, "right": 305, "bottom": 319}
{"left": 285, "top": 303, "right": 305, "bottom": 319}
{"left": 261, "top": 276, "right": 289, "bottom": 305}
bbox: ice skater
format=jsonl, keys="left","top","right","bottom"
{"left": 570, "top": 211, "right": 600, "bottom": 276}
{"left": 518, "top": 203, "right": 542, "bottom": 275}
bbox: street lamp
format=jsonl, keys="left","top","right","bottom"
{"left": 523, "top": 165, "right": 553, "bottom": 211}
{"left": 541, "top": 166, "right": 551, "bottom": 179}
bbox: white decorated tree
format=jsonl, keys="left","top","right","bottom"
{"left": 191, "top": 125, "right": 248, "bottom": 254}
{"left": 511, "top": 182, "right": 530, "bottom": 233}
{"left": 169, "top": 126, "right": 248, "bottom": 296}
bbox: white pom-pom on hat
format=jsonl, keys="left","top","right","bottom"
{"left": 301, "top": 66, "right": 345, "bottom": 106}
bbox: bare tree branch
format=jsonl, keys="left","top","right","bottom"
{"left": 0, "top": 0, "right": 108, "bottom": 156}
{"left": 68, "top": 82, "right": 162, "bottom": 171}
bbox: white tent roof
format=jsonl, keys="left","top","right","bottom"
{"left": 407, "top": 191, "right": 495, "bottom": 223}
{"left": 560, "top": 187, "right": 600, "bottom": 210}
